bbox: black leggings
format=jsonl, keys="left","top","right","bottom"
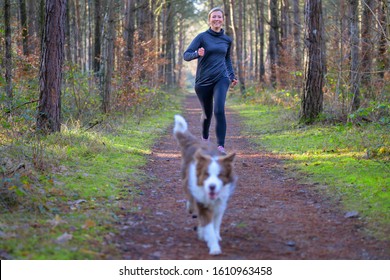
{"left": 195, "top": 77, "right": 230, "bottom": 147}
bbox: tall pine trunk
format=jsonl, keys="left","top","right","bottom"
{"left": 231, "top": 0, "right": 246, "bottom": 94}
{"left": 125, "top": 0, "right": 135, "bottom": 62}
{"left": 27, "top": 0, "right": 38, "bottom": 54}
{"left": 223, "top": 0, "right": 233, "bottom": 37}
{"left": 177, "top": 14, "right": 184, "bottom": 87}
{"left": 101, "top": 0, "right": 116, "bottom": 114}
{"left": 378, "top": 0, "right": 389, "bottom": 79}
{"left": 268, "top": 0, "right": 280, "bottom": 88}
{"left": 74, "top": 0, "right": 83, "bottom": 70}
{"left": 164, "top": 2, "right": 175, "bottom": 86}
{"left": 4, "top": 0, "right": 13, "bottom": 106}
{"left": 94, "top": 0, "right": 102, "bottom": 73}
{"left": 19, "top": 0, "right": 29, "bottom": 56}
{"left": 361, "top": 0, "right": 373, "bottom": 89}
{"left": 37, "top": 0, "right": 67, "bottom": 133}
{"left": 300, "top": 0, "right": 325, "bottom": 124}
{"left": 349, "top": 0, "right": 360, "bottom": 112}
{"left": 293, "top": 0, "right": 301, "bottom": 70}
{"left": 257, "top": 0, "right": 265, "bottom": 83}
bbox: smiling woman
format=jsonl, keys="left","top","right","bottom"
{"left": 183, "top": 7, "right": 238, "bottom": 155}
{"left": 208, "top": 7, "right": 224, "bottom": 32}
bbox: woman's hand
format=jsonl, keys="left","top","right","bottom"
{"left": 231, "top": 78, "right": 238, "bottom": 87}
{"left": 197, "top": 47, "right": 205, "bottom": 57}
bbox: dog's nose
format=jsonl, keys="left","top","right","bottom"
{"left": 209, "top": 185, "right": 216, "bottom": 191}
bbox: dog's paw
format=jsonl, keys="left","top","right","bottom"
{"left": 197, "top": 227, "right": 205, "bottom": 241}
{"left": 209, "top": 246, "right": 222, "bottom": 255}
{"left": 186, "top": 200, "right": 195, "bottom": 215}
{"left": 198, "top": 233, "right": 205, "bottom": 241}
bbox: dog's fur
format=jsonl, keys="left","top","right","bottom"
{"left": 173, "top": 115, "right": 237, "bottom": 255}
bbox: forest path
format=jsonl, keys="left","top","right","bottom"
{"left": 113, "top": 95, "right": 389, "bottom": 259}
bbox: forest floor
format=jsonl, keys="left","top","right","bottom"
{"left": 111, "top": 95, "right": 389, "bottom": 260}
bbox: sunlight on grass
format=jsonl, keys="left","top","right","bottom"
{"left": 0, "top": 98, "right": 181, "bottom": 259}
{"left": 231, "top": 101, "right": 390, "bottom": 240}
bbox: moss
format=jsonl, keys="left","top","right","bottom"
{"left": 231, "top": 101, "right": 390, "bottom": 240}
{"left": 0, "top": 96, "right": 182, "bottom": 259}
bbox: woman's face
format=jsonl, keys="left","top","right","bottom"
{"left": 209, "top": 11, "right": 224, "bottom": 31}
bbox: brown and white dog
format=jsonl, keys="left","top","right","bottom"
{"left": 173, "top": 115, "right": 237, "bottom": 255}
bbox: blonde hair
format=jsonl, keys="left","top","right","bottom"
{"left": 208, "top": 7, "right": 224, "bottom": 20}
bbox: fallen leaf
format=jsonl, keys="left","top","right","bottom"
{"left": 82, "top": 219, "right": 96, "bottom": 229}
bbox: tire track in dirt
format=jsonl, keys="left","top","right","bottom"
{"left": 114, "top": 95, "right": 389, "bottom": 260}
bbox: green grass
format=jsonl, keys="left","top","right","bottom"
{"left": 0, "top": 96, "right": 181, "bottom": 259}
{"left": 229, "top": 101, "right": 390, "bottom": 239}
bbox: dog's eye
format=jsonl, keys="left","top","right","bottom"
{"left": 218, "top": 170, "right": 231, "bottom": 184}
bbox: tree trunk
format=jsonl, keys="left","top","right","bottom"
{"left": 19, "top": 0, "right": 29, "bottom": 56}
{"left": 37, "top": 0, "right": 67, "bottom": 133}
{"left": 300, "top": 0, "right": 325, "bottom": 124}
{"left": 349, "top": 0, "right": 360, "bottom": 112}
{"left": 74, "top": 0, "right": 83, "bottom": 69}
{"left": 231, "top": 0, "right": 246, "bottom": 94}
{"left": 361, "top": 0, "right": 373, "bottom": 89}
{"left": 4, "top": 0, "right": 13, "bottom": 105}
{"left": 39, "top": 0, "right": 45, "bottom": 51}
{"left": 164, "top": 2, "right": 175, "bottom": 86}
{"left": 125, "top": 0, "right": 135, "bottom": 61}
{"left": 177, "top": 14, "right": 184, "bottom": 87}
{"left": 209, "top": 0, "right": 214, "bottom": 10}
{"left": 94, "top": 0, "right": 102, "bottom": 72}
{"left": 101, "top": 0, "right": 116, "bottom": 113}
{"left": 378, "top": 0, "right": 389, "bottom": 79}
{"left": 223, "top": 0, "right": 237, "bottom": 82}
{"left": 87, "top": 0, "right": 93, "bottom": 72}
{"left": 257, "top": 0, "right": 265, "bottom": 83}
{"left": 281, "top": 0, "right": 290, "bottom": 42}
{"left": 248, "top": 3, "right": 254, "bottom": 82}
{"left": 65, "top": 1, "right": 72, "bottom": 62}
{"left": 293, "top": 0, "right": 301, "bottom": 70}
{"left": 243, "top": 0, "right": 249, "bottom": 82}
{"left": 137, "top": 0, "right": 152, "bottom": 42}
{"left": 223, "top": 0, "right": 233, "bottom": 37}
{"left": 268, "top": 0, "right": 280, "bottom": 88}
{"left": 27, "top": 0, "right": 38, "bottom": 54}
{"left": 136, "top": 0, "right": 153, "bottom": 81}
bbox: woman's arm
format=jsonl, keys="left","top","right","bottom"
{"left": 183, "top": 34, "right": 202, "bottom": 61}
{"left": 225, "top": 44, "right": 236, "bottom": 81}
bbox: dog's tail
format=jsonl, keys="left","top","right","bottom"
{"left": 173, "top": 115, "right": 188, "bottom": 135}
{"left": 173, "top": 115, "right": 198, "bottom": 149}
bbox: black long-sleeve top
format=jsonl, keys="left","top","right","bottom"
{"left": 183, "top": 28, "right": 236, "bottom": 86}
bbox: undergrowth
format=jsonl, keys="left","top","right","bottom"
{"left": 230, "top": 89, "right": 390, "bottom": 240}
{"left": 0, "top": 91, "right": 182, "bottom": 259}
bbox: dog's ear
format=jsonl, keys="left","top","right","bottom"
{"left": 221, "top": 152, "right": 236, "bottom": 164}
{"left": 194, "top": 149, "right": 211, "bottom": 162}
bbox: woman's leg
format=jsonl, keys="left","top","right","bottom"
{"left": 213, "top": 77, "right": 230, "bottom": 147}
{"left": 195, "top": 84, "right": 214, "bottom": 140}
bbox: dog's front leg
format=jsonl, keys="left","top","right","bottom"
{"left": 203, "top": 223, "right": 221, "bottom": 255}
{"left": 197, "top": 203, "right": 221, "bottom": 255}
{"left": 213, "top": 202, "right": 227, "bottom": 241}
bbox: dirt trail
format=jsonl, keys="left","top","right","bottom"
{"left": 114, "top": 95, "right": 389, "bottom": 260}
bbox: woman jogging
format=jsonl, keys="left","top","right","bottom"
{"left": 183, "top": 7, "right": 238, "bottom": 154}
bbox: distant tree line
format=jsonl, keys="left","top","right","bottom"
{"left": 1, "top": 0, "right": 389, "bottom": 133}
